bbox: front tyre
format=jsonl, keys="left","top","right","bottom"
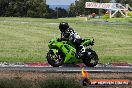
{"left": 82, "top": 49, "right": 98, "bottom": 67}
{"left": 47, "top": 50, "right": 64, "bottom": 67}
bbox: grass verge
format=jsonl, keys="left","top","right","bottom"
{"left": 0, "top": 77, "right": 85, "bottom": 88}
{"left": 0, "top": 17, "right": 132, "bottom": 63}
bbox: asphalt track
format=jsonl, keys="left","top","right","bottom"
{"left": 0, "top": 67, "right": 132, "bottom": 73}
{"left": 0, "top": 62, "right": 132, "bottom": 73}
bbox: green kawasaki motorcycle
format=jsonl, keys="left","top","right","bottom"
{"left": 46, "top": 36, "right": 99, "bottom": 67}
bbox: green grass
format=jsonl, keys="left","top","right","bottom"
{"left": 86, "top": 17, "right": 132, "bottom": 23}
{"left": 0, "top": 17, "right": 132, "bottom": 63}
{"left": 0, "top": 77, "right": 84, "bottom": 88}
{"left": 38, "top": 77, "right": 84, "bottom": 88}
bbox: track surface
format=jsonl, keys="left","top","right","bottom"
{"left": 0, "top": 67, "right": 132, "bottom": 73}
{"left": 0, "top": 62, "right": 132, "bottom": 73}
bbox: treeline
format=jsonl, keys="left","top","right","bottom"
{"left": 0, "top": 0, "right": 70, "bottom": 18}
{"left": 0, "top": 0, "right": 47, "bottom": 17}
{"left": 45, "top": 6, "right": 69, "bottom": 18}
{"left": 0, "top": 0, "right": 131, "bottom": 18}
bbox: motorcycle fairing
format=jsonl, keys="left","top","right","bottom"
{"left": 55, "top": 41, "right": 81, "bottom": 64}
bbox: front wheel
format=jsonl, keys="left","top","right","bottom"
{"left": 82, "top": 49, "right": 99, "bottom": 67}
{"left": 47, "top": 50, "right": 64, "bottom": 67}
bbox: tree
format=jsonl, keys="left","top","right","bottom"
{"left": 45, "top": 5, "right": 57, "bottom": 18}
{"left": 74, "top": 0, "right": 85, "bottom": 16}
{"left": 116, "top": 0, "right": 132, "bottom": 6}
{"left": 55, "top": 7, "right": 68, "bottom": 18}
{"left": 26, "top": 0, "right": 47, "bottom": 17}
{"left": 68, "top": 3, "right": 76, "bottom": 17}
{"left": 0, "top": 0, "right": 47, "bottom": 17}
{"left": 0, "top": 0, "right": 10, "bottom": 16}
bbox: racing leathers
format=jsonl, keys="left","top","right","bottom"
{"left": 60, "top": 28, "right": 85, "bottom": 58}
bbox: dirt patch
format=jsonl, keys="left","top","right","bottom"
{"left": 0, "top": 71, "right": 132, "bottom": 80}
{"left": 0, "top": 71, "right": 132, "bottom": 88}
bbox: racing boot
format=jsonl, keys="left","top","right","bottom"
{"left": 76, "top": 45, "right": 85, "bottom": 59}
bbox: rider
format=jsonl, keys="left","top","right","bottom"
{"left": 58, "top": 22, "right": 85, "bottom": 58}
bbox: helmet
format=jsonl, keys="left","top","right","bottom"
{"left": 59, "top": 22, "right": 69, "bottom": 33}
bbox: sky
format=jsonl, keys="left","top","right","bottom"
{"left": 46, "top": 0, "right": 76, "bottom": 5}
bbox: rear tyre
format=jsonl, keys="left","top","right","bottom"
{"left": 82, "top": 49, "right": 98, "bottom": 67}
{"left": 47, "top": 50, "right": 64, "bottom": 67}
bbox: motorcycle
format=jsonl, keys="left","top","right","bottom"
{"left": 46, "top": 35, "right": 99, "bottom": 67}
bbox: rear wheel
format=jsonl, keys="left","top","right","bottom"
{"left": 82, "top": 49, "right": 98, "bottom": 67}
{"left": 47, "top": 50, "right": 64, "bottom": 67}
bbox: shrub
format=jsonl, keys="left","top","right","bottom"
{"left": 38, "top": 77, "right": 84, "bottom": 88}
{"left": 0, "top": 78, "right": 33, "bottom": 88}
{"left": 103, "top": 12, "right": 109, "bottom": 21}
{"left": 127, "top": 11, "right": 132, "bottom": 17}
{"left": 0, "top": 77, "right": 85, "bottom": 88}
